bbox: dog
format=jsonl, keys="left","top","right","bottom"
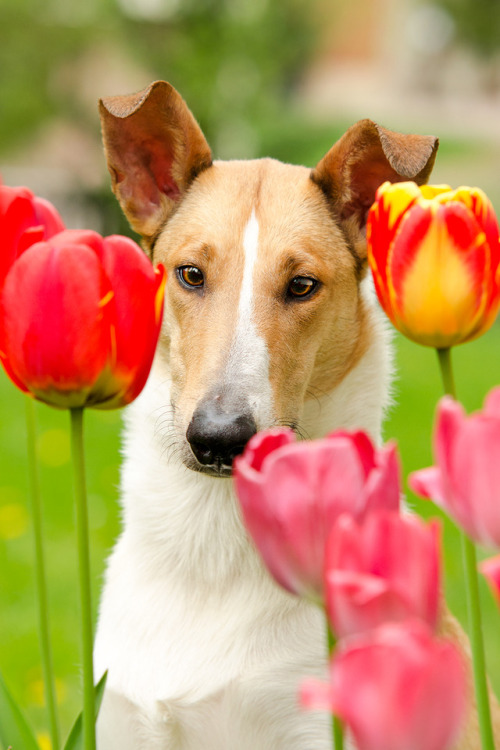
{"left": 93, "top": 81, "right": 499, "bottom": 749}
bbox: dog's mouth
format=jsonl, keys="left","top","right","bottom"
{"left": 184, "top": 456, "right": 234, "bottom": 478}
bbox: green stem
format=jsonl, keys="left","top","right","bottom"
{"left": 327, "top": 623, "right": 344, "bottom": 750}
{"left": 436, "top": 347, "right": 457, "bottom": 398}
{"left": 70, "top": 408, "right": 96, "bottom": 750}
{"left": 25, "top": 397, "right": 60, "bottom": 750}
{"left": 436, "top": 347, "right": 495, "bottom": 750}
{"left": 461, "top": 535, "right": 496, "bottom": 750}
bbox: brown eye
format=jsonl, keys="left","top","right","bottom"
{"left": 178, "top": 265, "right": 204, "bottom": 288}
{"left": 287, "top": 276, "right": 318, "bottom": 299}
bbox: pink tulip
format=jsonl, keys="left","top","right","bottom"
{"left": 301, "top": 621, "right": 466, "bottom": 750}
{"left": 233, "top": 429, "right": 400, "bottom": 599}
{"left": 325, "top": 511, "right": 441, "bottom": 637}
{"left": 479, "top": 555, "right": 500, "bottom": 608}
{"left": 0, "top": 181, "right": 65, "bottom": 287}
{"left": 410, "top": 388, "right": 500, "bottom": 548}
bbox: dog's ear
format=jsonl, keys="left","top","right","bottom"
{"left": 99, "top": 80, "right": 212, "bottom": 244}
{"left": 311, "top": 119, "right": 438, "bottom": 238}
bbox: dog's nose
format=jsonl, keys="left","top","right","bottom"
{"left": 187, "top": 401, "right": 257, "bottom": 469}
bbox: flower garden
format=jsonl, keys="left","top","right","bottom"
{"left": 1, "top": 177, "right": 500, "bottom": 750}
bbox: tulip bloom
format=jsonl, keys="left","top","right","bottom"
{"left": 0, "top": 182, "right": 65, "bottom": 287}
{"left": 233, "top": 428, "right": 400, "bottom": 599}
{"left": 367, "top": 182, "right": 500, "bottom": 347}
{"left": 480, "top": 555, "right": 500, "bottom": 609}
{"left": 410, "top": 388, "right": 500, "bottom": 548}
{"left": 325, "top": 511, "right": 440, "bottom": 638}
{"left": 301, "top": 621, "right": 466, "bottom": 750}
{"left": 0, "top": 229, "right": 166, "bottom": 409}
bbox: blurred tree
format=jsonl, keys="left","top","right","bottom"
{"left": 0, "top": 0, "right": 317, "bottom": 159}
{"left": 437, "top": 0, "right": 500, "bottom": 59}
{"left": 434, "top": 0, "right": 500, "bottom": 92}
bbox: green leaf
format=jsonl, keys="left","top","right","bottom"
{"left": 0, "top": 670, "right": 40, "bottom": 750}
{"left": 63, "top": 671, "right": 108, "bottom": 750}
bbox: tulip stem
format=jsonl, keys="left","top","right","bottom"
{"left": 436, "top": 347, "right": 456, "bottom": 398}
{"left": 436, "top": 347, "right": 495, "bottom": 750}
{"left": 327, "top": 623, "right": 344, "bottom": 750}
{"left": 461, "top": 533, "right": 496, "bottom": 750}
{"left": 70, "top": 407, "right": 96, "bottom": 750}
{"left": 25, "top": 397, "right": 60, "bottom": 750}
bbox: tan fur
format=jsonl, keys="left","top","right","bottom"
{"left": 153, "top": 158, "right": 369, "bottom": 434}
{"left": 98, "top": 81, "right": 499, "bottom": 749}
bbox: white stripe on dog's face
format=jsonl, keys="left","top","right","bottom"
{"left": 224, "top": 209, "right": 274, "bottom": 428}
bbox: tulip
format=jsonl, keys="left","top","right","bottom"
{"left": 233, "top": 428, "right": 400, "bottom": 599}
{"left": 301, "top": 621, "right": 466, "bottom": 750}
{"left": 325, "top": 511, "right": 440, "bottom": 638}
{"left": 410, "top": 387, "right": 500, "bottom": 548}
{"left": 0, "top": 229, "right": 166, "bottom": 409}
{"left": 367, "top": 181, "right": 500, "bottom": 348}
{"left": 0, "top": 182, "right": 65, "bottom": 287}
{"left": 480, "top": 555, "right": 500, "bottom": 609}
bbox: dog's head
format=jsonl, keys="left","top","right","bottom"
{"left": 100, "top": 81, "right": 438, "bottom": 477}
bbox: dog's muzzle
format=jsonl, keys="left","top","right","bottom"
{"left": 186, "top": 398, "right": 257, "bottom": 476}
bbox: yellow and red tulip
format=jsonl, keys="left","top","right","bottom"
{"left": 367, "top": 182, "right": 500, "bottom": 347}
{"left": 0, "top": 229, "right": 166, "bottom": 409}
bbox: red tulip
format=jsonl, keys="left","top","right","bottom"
{"left": 479, "top": 555, "right": 500, "bottom": 609}
{"left": 325, "top": 511, "right": 440, "bottom": 638}
{"left": 0, "top": 182, "right": 65, "bottom": 288}
{"left": 410, "top": 388, "right": 500, "bottom": 548}
{"left": 0, "top": 229, "right": 166, "bottom": 409}
{"left": 367, "top": 182, "right": 500, "bottom": 347}
{"left": 301, "top": 621, "right": 466, "bottom": 750}
{"left": 233, "top": 429, "right": 400, "bottom": 599}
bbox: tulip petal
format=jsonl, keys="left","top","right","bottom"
{"left": 299, "top": 678, "right": 335, "bottom": 712}
{"left": 325, "top": 512, "right": 440, "bottom": 637}
{"left": 451, "top": 416, "right": 500, "bottom": 546}
{"left": 95, "top": 235, "right": 165, "bottom": 405}
{"left": 363, "top": 441, "right": 401, "bottom": 513}
{"left": 239, "top": 428, "right": 296, "bottom": 473}
{"left": 408, "top": 467, "right": 446, "bottom": 504}
{"left": 1, "top": 242, "right": 113, "bottom": 408}
{"left": 479, "top": 555, "right": 500, "bottom": 608}
{"left": 367, "top": 181, "right": 421, "bottom": 321}
{"left": 434, "top": 396, "right": 466, "bottom": 480}
{"left": 484, "top": 386, "right": 500, "bottom": 419}
{"left": 330, "top": 622, "right": 466, "bottom": 750}
{"left": 32, "top": 196, "right": 66, "bottom": 238}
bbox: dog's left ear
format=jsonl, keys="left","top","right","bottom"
{"left": 311, "top": 119, "right": 438, "bottom": 246}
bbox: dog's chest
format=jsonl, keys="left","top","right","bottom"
{"left": 95, "top": 526, "right": 334, "bottom": 749}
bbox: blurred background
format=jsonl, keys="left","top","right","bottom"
{"left": 1, "top": 0, "right": 500, "bottom": 745}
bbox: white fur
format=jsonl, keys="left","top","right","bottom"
{"left": 224, "top": 209, "right": 274, "bottom": 428}
{"left": 94, "top": 273, "right": 388, "bottom": 749}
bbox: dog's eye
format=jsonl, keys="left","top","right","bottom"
{"left": 178, "top": 266, "right": 204, "bottom": 289}
{"left": 287, "top": 276, "right": 318, "bottom": 299}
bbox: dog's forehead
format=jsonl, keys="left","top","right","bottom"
{"left": 155, "top": 157, "right": 346, "bottom": 264}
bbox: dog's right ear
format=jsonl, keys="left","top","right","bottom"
{"left": 99, "top": 81, "right": 212, "bottom": 244}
